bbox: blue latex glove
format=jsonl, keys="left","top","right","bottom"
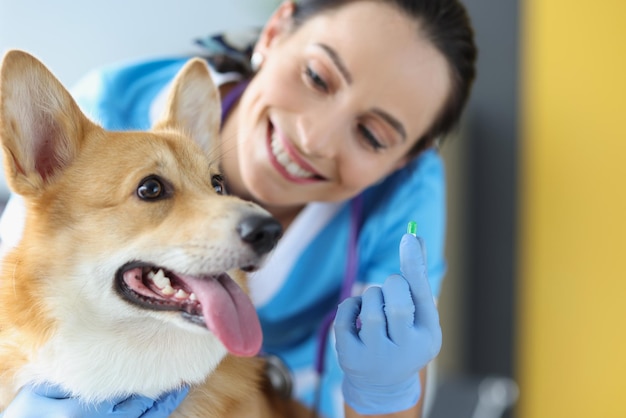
{"left": 334, "top": 233, "right": 442, "bottom": 415}
{"left": 1, "top": 383, "right": 188, "bottom": 418}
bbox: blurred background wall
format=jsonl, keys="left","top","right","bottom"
{"left": 1, "top": 1, "right": 625, "bottom": 417}
{"left": 517, "top": 1, "right": 626, "bottom": 417}
{"left": 445, "top": 1, "right": 626, "bottom": 417}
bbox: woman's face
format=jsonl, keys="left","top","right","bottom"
{"left": 230, "top": 1, "right": 450, "bottom": 207}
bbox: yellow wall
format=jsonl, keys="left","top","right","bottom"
{"left": 519, "top": 1, "right": 626, "bottom": 417}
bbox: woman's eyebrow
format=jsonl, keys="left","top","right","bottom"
{"left": 372, "top": 108, "right": 407, "bottom": 141}
{"left": 316, "top": 43, "right": 353, "bottom": 84}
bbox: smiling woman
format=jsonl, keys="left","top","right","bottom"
{"left": 223, "top": 1, "right": 452, "bottom": 214}
{"left": 0, "top": 1, "right": 477, "bottom": 417}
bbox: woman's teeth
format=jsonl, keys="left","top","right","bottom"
{"left": 270, "top": 131, "right": 316, "bottom": 179}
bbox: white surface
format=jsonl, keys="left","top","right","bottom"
{"left": 0, "top": 0, "right": 278, "bottom": 199}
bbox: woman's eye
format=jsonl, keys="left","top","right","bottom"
{"left": 357, "top": 124, "right": 385, "bottom": 151}
{"left": 212, "top": 174, "right": 226, "bottom": 195}
{"left": 137, "top": 176, "right": 166, "bottom": 200}
{"left": 305, "top": 66, "right": 329, "bottom": 92}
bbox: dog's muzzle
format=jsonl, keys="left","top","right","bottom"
{"left": 113, "top": 214, "right": 282, "bottom": 357}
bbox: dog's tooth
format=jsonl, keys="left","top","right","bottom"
{"left": 189, "top": 292, "right": 197, "bottom": 301}
{"left": 153, "top": 269, "right": 164, "bottom": 282}
{"left": 147, "top": 271, "right": 155, "bottom": 280}
{"left": 152, "top": 269, "right": 171, "bottom": 289}
{"left": 161, "top": 285, "right": 175, "bottom": 296}
{"left": 174, "top": 289, "right": 189, "bottom": 300}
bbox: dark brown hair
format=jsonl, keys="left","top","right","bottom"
{"left": 291, "top": 0, "right": 477, "bottom": 156}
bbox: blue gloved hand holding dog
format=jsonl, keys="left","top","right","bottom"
{"left": 0, "top": 384, "right": 188, "bottom": 418}
{"left": 335, "top": 233, "right": 442, "bottom": 415}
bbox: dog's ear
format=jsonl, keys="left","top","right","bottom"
{"left": 153, "top": 58, "right": 221, "bottom": 154}
{"left": 0, "top": 50, "right": 91, "bottom": 196}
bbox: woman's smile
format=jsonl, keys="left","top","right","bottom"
{"left": 266, "top": 120, "right": 324, "bottom": 184}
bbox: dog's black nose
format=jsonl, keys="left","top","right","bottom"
{"left": 238, "top": 215, "right": 282, "bottom": 255}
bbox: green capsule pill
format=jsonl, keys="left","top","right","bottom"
{"left": 407, "top": 221, "right": 418, "bottom": 236}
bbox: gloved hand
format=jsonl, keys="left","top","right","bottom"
{"left": 334, "top": 233, "right": 442, "bottom": 415}
{"left": 1, "top": 383, "right": 189, "bottom": 418}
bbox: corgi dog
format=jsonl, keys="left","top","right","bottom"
{"left": 0, "top": 50, "right": 306, "bottom": 417}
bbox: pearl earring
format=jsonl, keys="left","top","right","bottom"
{"left": 251, "top": 52, "right": 264, "bottom": 72}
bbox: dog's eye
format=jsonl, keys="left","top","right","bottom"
{"left": 212, "top": 174, "right": 226, "bottom": 195}
{"left": 137, "top": 176, "right": 165, "bottom": 200}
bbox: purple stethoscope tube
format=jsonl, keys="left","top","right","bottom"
{"left": 314, "top": 194, "right": 363, "bottom": 375}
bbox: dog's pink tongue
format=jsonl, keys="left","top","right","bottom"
{"left": 184, "top": 274, "right": 262, "bottom": 357}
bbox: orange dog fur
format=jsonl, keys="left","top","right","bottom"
{"left": 0, "top": 50, "right": 307, "bottom": 417}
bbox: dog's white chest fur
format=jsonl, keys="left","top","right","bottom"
{"left": 17, "top": 317, "right": 227, "bottom": 402}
